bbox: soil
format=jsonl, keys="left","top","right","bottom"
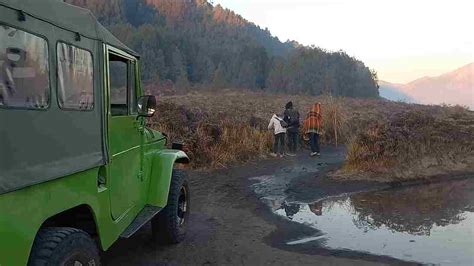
{"left": 102, "top": 146, "right": 421, "bottom": 265}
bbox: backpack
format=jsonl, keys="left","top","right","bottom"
{"left": 286, "top": 110, "right": 300, "bottom": 127}
{"left": 276, "top": 117, "right": 288, "bottom": 128}
{"left": 292, "top": 112, "right": 300, "bottom": 127}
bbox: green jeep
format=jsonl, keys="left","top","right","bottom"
{"left": 0, "top": 0, "right": 191, "bottom": 265}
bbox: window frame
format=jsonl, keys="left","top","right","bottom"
{"left": 0, "top": 22, "right": 51, "bottom": 111}
{"left": 107, "top": 47, "right": 138, "bottom": 117}
{"left": 129, "top": 61, "right": 138, "bottom": 115}
{"left": 56, "top": 40, "right": 95, "bottom": 112}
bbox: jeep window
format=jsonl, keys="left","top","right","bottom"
{"left": 109, "top": 54, "right": 128, "bottom": 116}
{"left": 0, "top": 25, "right": 50, "bottom": 109}
{"left": 109, "top": 53, "right": 137, "bottom": 116}
{"left": 57, "top": 42, "right": 94, "bottom": 110}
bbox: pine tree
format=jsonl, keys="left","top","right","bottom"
{"left": 211, "top": 63, "right": 227, "bottom": 90}
{"left": 171, "top": 46, "right": 185, "bottom": 81}
{"left": 175, "top": 67, "right": 190, "bottom": 90}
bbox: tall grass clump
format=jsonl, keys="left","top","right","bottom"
{"left": 150, "top": 101, "right": 272, "bottom": 168}
{"left": 197, "top": 120, "right": 273, "bottom": 167}
{"left": 344, "top": 108, "right": 474, "bottom": 180}
{"left": 318, "top": 94, "right": 349, "bottom": 145}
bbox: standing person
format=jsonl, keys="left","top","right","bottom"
{"left": 268, "top": 113, "right": 287, "bottom": 158}
{"left": 284, "top": 101, "right": 300, "bottom": 156}
{"left": 303, "top": 102, "right": 322, "bottom": 157}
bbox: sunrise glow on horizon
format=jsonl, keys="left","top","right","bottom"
{"left": 214, "top": 0, "right": 474, "bottom": 83}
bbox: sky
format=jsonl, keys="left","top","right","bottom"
{"left": 213, "top": 0, "right": 474, "bottom": 84}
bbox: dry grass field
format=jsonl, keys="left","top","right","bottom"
{"left": 149, "top": 89, "right": 474, "bottom": 181}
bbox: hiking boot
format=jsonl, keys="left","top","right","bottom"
{"left": 270, "top": 152, "right": 278, "bottom": 157}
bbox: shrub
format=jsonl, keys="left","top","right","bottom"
{"left": 149, "top": 101, "right": 272, "bottom": 168}
{"left": 343, "top": 108, "right": 474, "bottom": 180}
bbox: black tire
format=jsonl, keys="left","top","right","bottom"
{"left": 152, "top": 169, "right": 190, "bottom": 244}
{"left": 28, "top": 227, "right": 100, "bottom": 266}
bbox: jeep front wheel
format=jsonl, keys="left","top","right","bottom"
{"left": 152, "top": 170, "right": 190, "bottom": 244}
{"left": 28, "top": 227, "right": 100, "bottom": 266}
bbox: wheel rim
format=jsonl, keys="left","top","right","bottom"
{"left": 177, "top": 185, "right": 188, "bottom": 226}
{"left": 63, "top": 253, "right": 96, "bottom": 266}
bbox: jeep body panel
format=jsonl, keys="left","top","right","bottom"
{"left": 0, "top": 132, "right": 187, "bottom": 265}
{"left": 147, "top": 149, "right": 190, "bottom": 207}
{"left": 0, "top": 168, "right": 107, "bottom": 266}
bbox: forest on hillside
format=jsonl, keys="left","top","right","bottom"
{"left": 66, "top": 0, "right": 379, "bottom": 98}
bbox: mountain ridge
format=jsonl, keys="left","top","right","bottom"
{"left": 380, "top": 62, "right": 474, "bottom": 109}
{"left": 66, "top": 0, "right": 379, "bottom": 98}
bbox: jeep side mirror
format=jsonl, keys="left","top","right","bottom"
{"left": 137, "top": 95, "right": 156, "bottom": 117}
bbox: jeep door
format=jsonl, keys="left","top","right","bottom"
{"left": 106, "top": 47, "right": 143, "bottom": 219}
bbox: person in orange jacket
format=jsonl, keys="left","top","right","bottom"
{"left": 303, "top": 102, "right": 322, "bottom": 157}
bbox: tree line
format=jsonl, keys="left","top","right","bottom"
{"left": 66, "top": 0, "right": 379, "bottom": 98}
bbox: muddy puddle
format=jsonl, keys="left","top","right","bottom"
{"left": 254, "top": 176, "right": 474, "bottom": 265}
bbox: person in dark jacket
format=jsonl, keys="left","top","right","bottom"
{"left": 283, "top": 101, "right": 300, "bottom": 156}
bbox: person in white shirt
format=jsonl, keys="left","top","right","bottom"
{"left": 268, "top": 113, "right": 287, "bottom": 157}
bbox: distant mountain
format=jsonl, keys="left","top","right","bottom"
{"left": 378, "top": 81, "right": 415, "bottom": 102}
{"left": 379, "top": 63, "right": 474, "bottom": 109}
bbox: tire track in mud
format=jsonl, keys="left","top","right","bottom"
{"left": 103, "top": 145, "right": 412, "bottom": 265}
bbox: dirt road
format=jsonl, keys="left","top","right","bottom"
{"left": 102, "top": 146, "right": 410, "bottom": 265}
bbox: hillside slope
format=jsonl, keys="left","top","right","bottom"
{"left": 378, "top": 81, "right": 414, "bottom": 102}
{"left": 66, "top": 0, "right": 378, "bottom": 98}
{"left": 405, "top": 63, "right": 473, "bottom": 107}
{"left": 380, "top": 63, "right": 474, "bottom": 109}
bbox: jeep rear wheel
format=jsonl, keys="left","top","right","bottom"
{"left": 152, "top": 170, "right": 190, "bottom": 244}
{"left": 28, "top": 227, "right": 100, "bottom": 266}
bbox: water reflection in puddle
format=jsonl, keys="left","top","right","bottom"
{"left": 272, "top": 179, "right": 474, "bottom": 265}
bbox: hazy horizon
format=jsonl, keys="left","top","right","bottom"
{"left": 214, "top": 0, "right": 474, "bottom": 84}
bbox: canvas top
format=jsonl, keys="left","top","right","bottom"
{"left": 0, "top": 0, "right": 118, "bottom": 195}
{"left": 0, "top": 0, "right": 139, "bottom": 57}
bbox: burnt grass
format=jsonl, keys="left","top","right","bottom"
{"left": 150, "top": 89, "right": 474, "bottom": 181}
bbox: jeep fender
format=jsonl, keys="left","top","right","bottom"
{"left": 147, "top": 149, "right": 189, "bottom": 207}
